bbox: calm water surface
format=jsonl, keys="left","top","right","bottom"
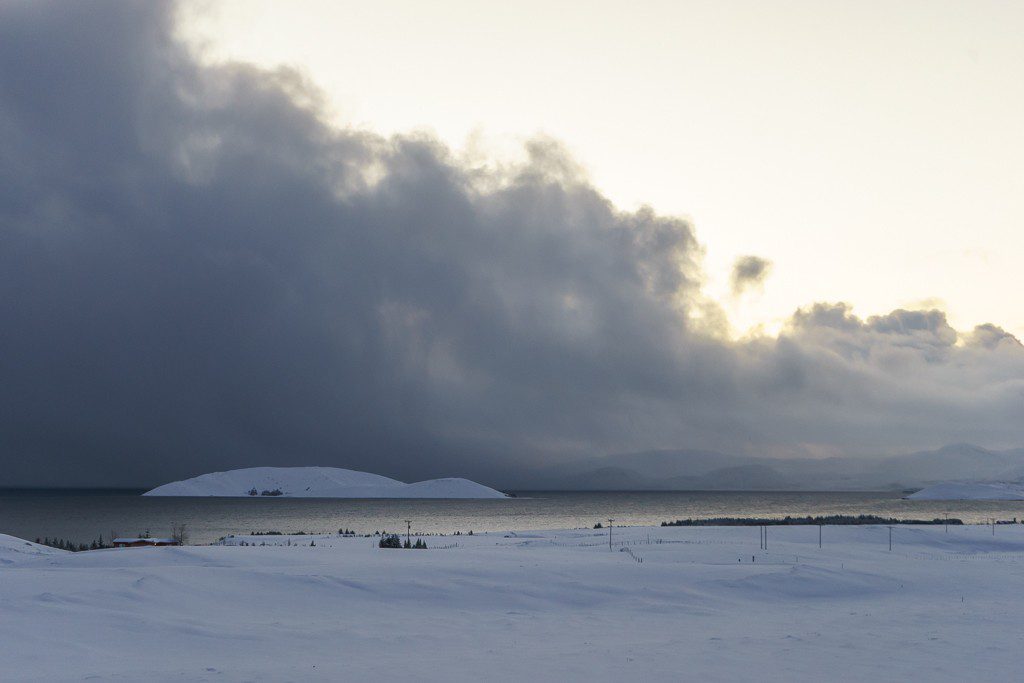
{"left": 2, "top": 489, "right": 1024, "bottom": 545}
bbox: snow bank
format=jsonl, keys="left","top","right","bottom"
{"left": 143, "top": 466, "right": 508, "bottom": 498}
{"left": 906, "top": 482, "right": 1024, "bottom": 500}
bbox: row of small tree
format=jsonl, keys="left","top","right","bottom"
{"left": 36, "top": 536, "right": 109, "bottom": 552}
{"left": 378, "top": 534, "right": 427, "bottom": 549}
{"left": 36, "top": 523, "right": 189, "bottom": 551}
{"left": 247, "top": 488, "right": 283, "bottom": 496}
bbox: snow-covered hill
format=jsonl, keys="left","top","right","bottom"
{"left": 906, "top": 482, "right": 1024, "bottom": 500}
{"left": 143, "top": 466, "right": 508, "bottom": 498}
{"left": 0, "top": 533, "right": 66, "bottom": 566}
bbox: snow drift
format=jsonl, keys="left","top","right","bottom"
{"left": 143, "top": 467, "right": 508, "bottom": 498}
{"left": 906, "top": 482, "right": 1024, "bottom": 500}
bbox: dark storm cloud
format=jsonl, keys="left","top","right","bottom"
{"left": 730, "top": 255, "right": 772, "bottom": 296}
{"left": 1, "top": 1, "right": 1022, "bottom": 486}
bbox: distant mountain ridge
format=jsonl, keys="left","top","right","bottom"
{"left": 144, "top": 467, "right": 508, "bottom": 499}
{"left": 908, "top": 481, "right": 1024, "bottom": 501}
{"left": 524, "top": 444, "right": 1024, "bottom": 491}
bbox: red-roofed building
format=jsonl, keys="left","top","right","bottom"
{"left": 112, "top": 538, "right": 180, "bottom": 548}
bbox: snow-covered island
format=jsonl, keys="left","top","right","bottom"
{"left": 5, "top": 523, "right": 1024, "bottom": 680}
{"left": 906, "top": 482, "right": 1024, "bottom": 500}
{"left": 143, "top": 466, "right": 508, "bottom": 499}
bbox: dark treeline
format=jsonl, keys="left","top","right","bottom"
{"left": 378, "top": 534, "right": 427, "bottom": 549}
{"left": 36, "top": 536, "right": 110, "bottom": 551}
{"left": 661, "top": 515, "right": 965, "bottom": 527}
{"left": 246, "top": 488, "right": 284, "bottom": 496}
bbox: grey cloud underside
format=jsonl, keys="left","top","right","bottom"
{"left": 730, "top": 255, "right": 772, "bottom": 295}
{"left": 1, "top": 1, "right": 1022, "bottom": 487}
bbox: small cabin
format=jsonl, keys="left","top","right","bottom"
{"left": 112, "top": 537, "right": 180, "bottom": 548}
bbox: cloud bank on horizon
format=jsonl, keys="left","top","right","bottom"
{"left": 1, "top": 1, "right": 1022, "bottom": 486}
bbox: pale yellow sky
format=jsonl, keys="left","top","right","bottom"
{"left": 180, "top": 0, "right": 1024, "bottom": 339}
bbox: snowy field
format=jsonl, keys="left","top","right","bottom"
{"left": 3, "top": 524, "right": 1024, "bottom": 682}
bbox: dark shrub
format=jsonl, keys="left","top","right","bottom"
{"left": 379, "top": 534, "right": 402, "bottom": 549}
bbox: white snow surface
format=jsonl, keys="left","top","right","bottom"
{"left": 142, "top": 466, "right": 508, "bottom": 498}
{"left": 907, "top": 481, "right": 1024, "bottom": 500}
{"left": 4, "top": 524, "right": 1024, "bottom": 681}
{"left": 0, "top": 534, "right": 66, "bottom": 566}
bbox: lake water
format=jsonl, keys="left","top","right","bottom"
{"left": 3, "top": 489, "right": 1024, "bottom": 545}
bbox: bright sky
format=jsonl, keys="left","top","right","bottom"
{"left": 180, "top": 0, "right": 1024, "bottom": 339}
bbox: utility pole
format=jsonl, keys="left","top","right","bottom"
{"left": 818, "top": 524, "right": 822, "bottom": 549}
{"left": 944, "top": 512, "right": 948, "bottom": 533}
{"left": 888, "top": 526, "right": 893, "bottom": 552}
{"left": 607, "top": 519, "right": 614, "bottom": 550}
{"left": 992, "top": 518, "right": 996, "bottom": 536}
{"left": 405, "top": 520, "right": 412, "bottom": 547}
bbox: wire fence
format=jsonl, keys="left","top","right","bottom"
{"left": 620, "top": 547, "right": 643, "bottom": 563}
